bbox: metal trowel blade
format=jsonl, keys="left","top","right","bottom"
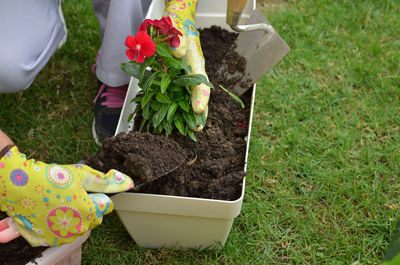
{"left": 220, "top": 9, "right": 290, "bottom": 96}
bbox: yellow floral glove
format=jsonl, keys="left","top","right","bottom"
{"left": 163, "top": 0, "right": 210, "bottom": 115}
{"left": 0, "top": 146, "right": 133, "bottom": 247}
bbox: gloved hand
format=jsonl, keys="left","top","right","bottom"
{"left": 163, "top": 0, "right": 210, "bottom": 115}
{"left": 0, "top": 145, "right": 133, "bottom": 247}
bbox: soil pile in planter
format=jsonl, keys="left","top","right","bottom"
{"left": 0, "top": 212, "right": 46, "bottom": 265}
{"left": 86, "top": 132, "right": 188, "bottom": 187}
{"left": 86, "top": 26, "right": 251, "bottom": 201}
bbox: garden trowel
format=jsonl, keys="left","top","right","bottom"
{"left": 219, "top": 0, "right": 290, "bottom": 96}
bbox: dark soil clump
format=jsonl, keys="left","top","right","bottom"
{"left": 201, "top": 26, "right": 252, "bottom": 91}
{"left": 85, "top": 132, "right": 188, "bottom": 186}
{"left": 0, "top": 212, "right": 46, "bottom": 265}
{"left": 86, "top": 26, "right": 251, "bottom": 201}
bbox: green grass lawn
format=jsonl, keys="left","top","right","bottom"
{"left": 1, "top": 0, "right": 399, "bottom": 264}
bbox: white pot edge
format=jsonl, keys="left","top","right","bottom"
{"left": 26, "top": 231, "right": 90, "bottom": 265}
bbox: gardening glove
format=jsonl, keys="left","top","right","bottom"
{"left": 164, "top": 0, "right": 210, "bottom": 115}
{"left": 0, "top": 145, "right": 133, "bottom": 247}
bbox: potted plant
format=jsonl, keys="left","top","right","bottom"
{"left": 87, "top": 0, "right": 257, "bottom": 250}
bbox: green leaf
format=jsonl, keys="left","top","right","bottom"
{"left": 182, "top": 111, "right": 197, "bottom": 130}
{"left": 141, "top": 92, "right": 155, "bottom": 109}
{"left": 172, "top": 74, "right": 214, "bottom": 88}
{"left": 146, "top": 121, "right": 151, "bottom": 132}
{"left": 128, "top": 112, "right": 135, "bottom": 122}
{"left": 174, "top": 117, "right": 186, "bottom": 136}
{"left": 151, "top": 101, "right": 162, "bottom": 111}
{"left": 155, "top": 43, "right": 173, "bottom": 58}
{"left": 195, "top": 112, "right": 207, "bottom": 127}
{"left": 163, "top": 119, "right": 173, "bottom": 136}
{"left": 130, "top": 96, "right": 143, "bottom": 103}
{"left": 153, "top": 104, "right": 169, "bottom": 128}
{"left": 139, "top": 56, "right": 154, "bottom": 80}
{"left": 128, "top": 106, "right": 141, "bottom": 122}
{"left": 155, "top": 124, "right": 163, "bottom": 133}
{"left": 139, "top": 119, "right": 147, "bottom": 132}
{"left": 120, "top": 62, "right": 141, "bottom": 79}
{"left": 167, "top": 102, "right": 178, "bottom": 122}
{"left": 164, "top": 57, "right": 191, "bottom": 73}
{"left": 142, "top": 104, "right": 152, "bottom": 120}
{"left": 168, "top": 67, "right": 182, "bottom": 78}
{"left": 178, "top": 100, "right": 190, "bottom": 112}
{"left": 150, "top": 60, "right": 161, "bottom": 71}
{"left": 219, "top": 85, "right": 245, "bottom": 108}
{"left": 187, "top": 129, "right": 197, "bottom": 142}
{"left": 171, "top": 90, "right": 186, "bottom": 102}
{"left": 160, "top": 73, "right": 171, "bottom": 94}
{"left": 181, "top": 58, "right": 193, "bottom": 74}
{"left": 141, "top": 71, "right": 158, "bottom": 91}
{"left": 156, "top": 92, "right": 172, "bottom": 103}
{"left": 169, "top": 85, "right": 183, "bottom": 92}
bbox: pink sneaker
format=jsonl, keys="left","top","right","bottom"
{"left": 92, "top": 82, "right": 128, "bottom": 146}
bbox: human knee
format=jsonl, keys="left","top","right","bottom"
{"left": 0, "top": 55, "right": 35, "bottom": 94}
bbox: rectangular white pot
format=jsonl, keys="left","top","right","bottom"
{"left": 112, "top": 0, "right": 256, "bottom": 249}
{"left": 26, "top": 231, "right": 90, "bottom": 265}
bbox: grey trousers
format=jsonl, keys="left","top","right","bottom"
{"left": 0, "top": 0, "right": 151, "bottom": 93}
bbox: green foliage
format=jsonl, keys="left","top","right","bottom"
{"left": 120, "top": 45, "right": 213, "bottom": 141}
{"left": 219, "top": 85, "right": 245, "bottom": 108}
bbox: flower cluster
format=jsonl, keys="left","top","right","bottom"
{"left": 125, "top": 17, "right": 182, "bottom": 63}
{"left": 121, "top": 17, "right": 212, "bottom": 141}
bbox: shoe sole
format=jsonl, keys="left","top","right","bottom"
{"left": 92, "top": 119, "right": 102, "bottom": 147}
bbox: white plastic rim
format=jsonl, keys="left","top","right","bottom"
{"left": 26, "top": 231, "right": 90, "bottom": 265}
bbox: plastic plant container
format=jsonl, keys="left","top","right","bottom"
{"left": 26, "top": 231, "right": 90, "bottom": 265}
{"left": 112, "top": 0, "right": 256, "bottom": 249}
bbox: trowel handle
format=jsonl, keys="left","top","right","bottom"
{"left": 226, "top": 0, "right": 275, "bottom": 34}
{"left": 226, "top": 0, "right": 248, "bottom": 26}
{"left": 0, "top": 217, "right": 20, "bottom": 243}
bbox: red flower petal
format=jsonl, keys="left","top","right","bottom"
{"left": 140, "top": 39, "right": 156, "bottom": 57}
{"left": 126, "top": 49, "right": 137, "bottom": 61}
{"left": 171, "top": 27, "right": 183, "bottom": 36}
{"left": 158, "top": 17, "right": 174, "bottom": 34}
{"left": 139, "top": 19, "right": 154, "bottom": 32}
{"left": 161, "top": 17, "right": 173, "bottom": 27}
{"left": 170, "top": 35, "right": 180, "bottom": 48}
{"left": 125, "top": 35, "right": 136, "bottom": 48}
{"left": 135, "top": 31, "right": 151, "bottom": 44}
{"left": 135, "top": 52, "right": 145, "bottom": 63}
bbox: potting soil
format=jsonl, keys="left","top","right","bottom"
{"left": 86, "top": 26, "right": 252, "bottom": 201}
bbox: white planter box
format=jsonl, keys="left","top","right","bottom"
{"left": 112, "top": 0, "right": 256, "bottom": 249}
{"left": 27, "top": 231, "right": 90, "bottom": 265}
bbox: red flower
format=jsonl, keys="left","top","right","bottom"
{"left": 158, "top": 17, "right": 174, "bottom": 35}
{"left": 237, "top": 123, "right": 247, "bottom": 128}
{"left": 138, "top": 17, "right": 182, "bottom": 48}
{"left": 165, "top": 27, "right": 182, "bottom": 47}
{"left": 139, "top": 19, "right": 155, "bottom": 32}
{"left": 125, "top": 31, "right": 155, "bottom": 63}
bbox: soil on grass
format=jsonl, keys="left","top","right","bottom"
{"left": 0, "top": 212, "right": 46, "bottom": 265}
{"left": 86, "top": 26, "right": 252, "bottom": 201}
